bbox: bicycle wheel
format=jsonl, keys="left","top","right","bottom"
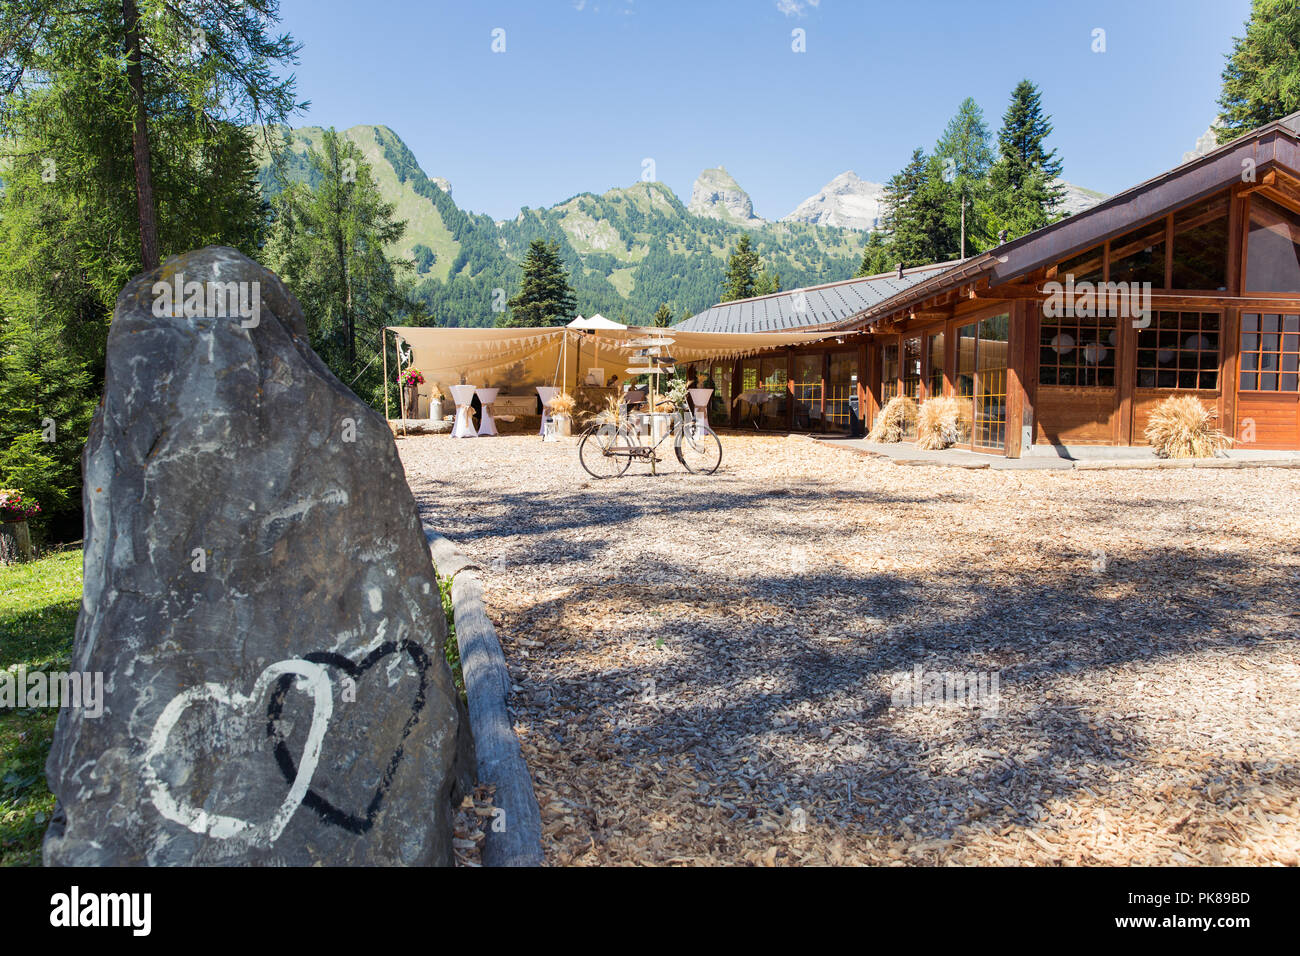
{"left": 579, "top": 423, "right": 633, "bottom": 479}
{"left": 675, "top": 421, "right": 722, "bottom": 475}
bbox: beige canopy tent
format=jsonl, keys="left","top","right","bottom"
{"left": 381, "top": 322, "right": 846, "bottom": 420}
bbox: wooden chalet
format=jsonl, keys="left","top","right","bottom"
{"left": 680, "top": 112, "right": 1300, "bottom": 456}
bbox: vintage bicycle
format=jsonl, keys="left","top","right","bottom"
{"left": 578, "top": 407, "right": 722, "bottom": 478}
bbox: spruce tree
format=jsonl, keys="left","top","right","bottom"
{"left": 501, "top": 239, "right": 577, "bottom": 328}
{"left": 935, "top": 98, "right": 994, "bottom": 258}
{"left": 264, "top": 128, "right": 417, "bottom": 402}
{"left": 721, "top": 234, "right": 762, "bottom": 301}
{"left": 987, "top": 80, "right": 1066, "bottom": 239}
{"left": 0, "top": 316, "right": 96, "bottom": 523}
{"left": 653, "top": 304, "right": 673, "bottom": 327}
{"left": 1217, "top": 0, "right": 1300, "bottom": 142}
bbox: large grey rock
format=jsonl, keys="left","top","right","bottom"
{"left": 687, "top": 166, "right": 764, "bottom": 224}
{"left": 781, "top": 170, "right": 885, "bottom": 231}
{"left": 44, "top": 246, "right": 465, "bottom": 866}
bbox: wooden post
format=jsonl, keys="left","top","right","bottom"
{"left": 382, "top": 328, "right": 390, "bottom": 423}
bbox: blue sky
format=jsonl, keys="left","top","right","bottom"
{"left": 277, "top": 0, "right": 1252, "bottom": 220}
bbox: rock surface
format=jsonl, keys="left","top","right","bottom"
{"left": 688, "top": 166, "right": 764, "bottom": 223}
{"left": 44, "top": 246, "right": 464, "bottom": 866}
{"left": 782, "top": 170, "right": 886, "bottom": 231}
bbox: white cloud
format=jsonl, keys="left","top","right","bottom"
{"left": 777, "top": 0, "right": 820, "bottom": 16}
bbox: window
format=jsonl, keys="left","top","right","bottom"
{"left": 1246, "top": 196, "right": 1300, "bottom": 293}
{"left": 1239, "top": 313, "right": 1300, "bottom": 392}
{"left": 1039, "top": 309, "right": 1118, "bottom": 387}
{"left": 926, "top": 332, "right": 945, "bottom": 398}
{"left": 1056, "top": 245, "right": 1103, "bottom": 284}
{"left": 880, "top": 342, "right": 900, "bottom": 403}
{"left": 1172, "top": 194, "right": 1229, "bottom": 290}
{"left": 902, "top": 337, "right": 922, "bottom": 401}
{"left": 1109, "top": 220, "right": 1167, "bottom": 286}
{"left": 974, "top": 314, "right": 1010, "bottom": 450}
{"left": 1136, "top": 311, "right": 1220, "bottom": 390}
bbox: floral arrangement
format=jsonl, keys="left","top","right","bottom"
{"left": 662, "top": 377, "right": 689, "bottom": 410}
{"left": 401, "top": 368, "right": 425, "bottom": 388}
{"left": 0, "top": 489, "right": 40, "bottom": 523}
{"left": 428, "top": 384, "right": 444, "bottom": 401}
{"left": 549, "top": 392, "right": 576, "bottom": 417}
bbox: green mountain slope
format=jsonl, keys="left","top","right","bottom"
{"left": 258, "top": 124, "right": 866, "bottom": 327}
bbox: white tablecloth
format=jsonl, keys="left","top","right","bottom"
{"left": 448, "top": 385, "right": 478, "bottom": 439}
{"left": 475, "top": 388, "right": 500, "bottom": 436}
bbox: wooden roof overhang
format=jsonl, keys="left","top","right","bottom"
{"left": 836, "top": 115, "right": 1300, "bottom": 334}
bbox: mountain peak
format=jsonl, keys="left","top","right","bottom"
{"left": 782, "top": 170, "right": 886, "bottom": 230}
{"left": 688, "top": 166, "right": 764, "bottom": 224}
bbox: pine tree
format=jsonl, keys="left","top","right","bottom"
{"left": 855, "top": 231, "right": 892, "bottom": 277}
{"left": 934, "top": 98, "right": 994, "bottom": 258}
{"left": 1217, "top": 0, "right": 1300, "bottom": 142}
{"left": 653, "top": 304, "right": 673, "bottom": 327}
{"left": 0, "top": 316, "right": 96, "bottom": 523}
{"left": 500, "top": 239, "right": 577, "bottom": 328}
{"left": 264, "top": 128, "right": 417, "bottom": 403}
{"left": 721, "top": 234, "right": 762, "bottom": 301}
{"left": 987, "top": 80, "right": 1066, "bottom": 239}
{"left": 753, "top": 269, "right": 782, "bottom": 296}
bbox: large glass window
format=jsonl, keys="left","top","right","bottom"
{"left": 1240, "top": 313, "right": 1300, "bottom": 392}
{"left": 1136, "top": 311, "right": 1220, "bottom": 390}
{"left": 926, "top": 332, "right": 946, "bottom": 398}
{"left": 704, "top": 363, "right": 732, "bottom": 426}
{"left": 1171, "top": 194, "right": 1229, "bottom": 290}
{"left": 1109, "top": 220, "right": 1167, "bottom": 286}
{"left": 880, "top": 342, "right": 900, "bottom": 403}
{"left": 1246, "top": 196, "right": 1300, "bottom": 293}
{"left": 1039, "top": 310, "right": 1118, "bottom": 387}
{"left": 1057, "top": 245, "right": 1103, "bottom": 285}
{"left": 954, "top": 323, "right": 977, "bottom": 444}
{"left": 901, "top": 336, "right": 922, "bottom": 439}
{"left": 974, "top": 314, "right": 1010, "bottom": 450}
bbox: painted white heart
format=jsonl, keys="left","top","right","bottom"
{"left": 142, "top": 659, "right": 333, "bottom": 845}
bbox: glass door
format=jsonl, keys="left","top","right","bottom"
{"left": 826, "top": 351, "right": 857, "bottom": 434}
{"left": 973, "top": 313, "right": 1010, "bottom": 451}
{"left": 901, "top": 336, "right": 923, "bottom": 439}
{"left": 790, "top": 353, "right": 824, "bottom": 430}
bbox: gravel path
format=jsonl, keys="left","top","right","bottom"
{"left": 401, "top": 431, "right": 1300, "bottom": 866}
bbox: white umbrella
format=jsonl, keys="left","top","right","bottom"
{"left": 567, "top": 314, "right": 627, "bottom": 389}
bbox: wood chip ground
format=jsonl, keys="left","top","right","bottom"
{"left": 400, "top": 432, "right": 1300, "bottom": 866}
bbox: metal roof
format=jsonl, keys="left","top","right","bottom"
{"left": 676, "top": 261, "right": 962, "bottom": 334}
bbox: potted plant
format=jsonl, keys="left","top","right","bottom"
{"left": 0, "top": 489, "right": 39, "bottom": 564}
{"left": 401, "top": 367, "right": 426, "bottom": 418}
{"left": 550, "top": 392, "right": 576, "bottom": 436}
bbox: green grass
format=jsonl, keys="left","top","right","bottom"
{"left": 0, "top": 548, "right": 81, "bottom": 867}
{"left": 439, "top": 576, "right": 465, "bottom": 703}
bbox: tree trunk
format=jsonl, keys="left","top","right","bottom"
{"left": 122, "top": 0, "right": 160, "bottom": 271}
{"left": 0, "top": 520, "right": 34, "bottom": 564}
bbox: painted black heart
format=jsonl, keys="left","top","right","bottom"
{"left": 265, "top": 640, "right": 431, "bottom": 834}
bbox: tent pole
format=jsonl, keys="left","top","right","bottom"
{"left": 382, "top": 327, "right": 390, "bottom": 423}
